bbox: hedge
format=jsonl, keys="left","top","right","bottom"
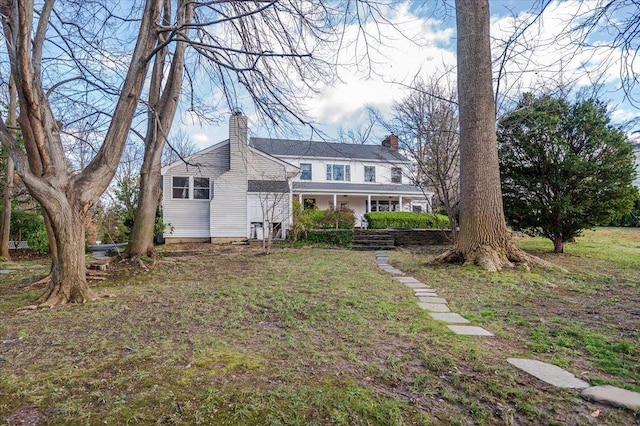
{"left": 363, "top": 211, "right": 449, "bottom": 229}
{"left": 297, "top": 230, "right": 352, "bottom": 247}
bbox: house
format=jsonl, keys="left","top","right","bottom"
{"left": 161, "top": 113, "right": 433, "bottom": 243}
{"left": 634, "top": 142, "right": 640, "bottom": 188}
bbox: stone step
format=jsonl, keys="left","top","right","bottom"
{"left": 352, "top": 245, "right": 396, "bottom": 251}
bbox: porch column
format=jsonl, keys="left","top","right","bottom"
{"left": 367, "top": 195, "right": 371, "bottom": 212}
{"left": 333, "top": 193, "right": 337, "bottom": 210}
{"left": 399, "top": 195, "right": 403, "bottom": 212}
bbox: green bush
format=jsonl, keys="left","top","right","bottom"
{"left": 298, "top": 230, "right": 352, "bottom": 247}
{"left": 295, "top": 207, "right": 356, "bottom": 230}
{"left": 9, "top": 209, "right": 50, "bottom": 253}
{"left": 607, "top": 192, "right": 640, "bottom": 227}
{"left": 364, "top": 211, "right": 449, "bottom": 229}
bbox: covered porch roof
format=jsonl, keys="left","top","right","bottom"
{"left": 292, "top": 181, "right": 432, "bottom": 197}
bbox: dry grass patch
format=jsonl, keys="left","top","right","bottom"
{"left": 1, "top": 238, "right": 638, "bottom": 425}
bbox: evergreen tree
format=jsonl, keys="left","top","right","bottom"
{"left": 498, "top": 94, "right": 636, "bottom": 253}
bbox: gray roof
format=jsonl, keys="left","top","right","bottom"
{"left": 292, "top": 181, "right": 427, "bottom": 195}
{"left": 250, "top": 137, "right": 408, "bottom": 162}
{"left": 248, "top": 180, "right": 290, "bottom": 193}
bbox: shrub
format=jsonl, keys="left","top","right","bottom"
{"left": 298, "top": 230, "right": 352, "bottom": 247}
{"left": 9, "top": 209, "right": 50, "bottom": 253}
{"left": 364, "top": 211, "right": 449, "bottom": 229}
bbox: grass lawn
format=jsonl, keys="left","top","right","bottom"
{"left": 1, "top": 228, "right": 639, "bottom": 425}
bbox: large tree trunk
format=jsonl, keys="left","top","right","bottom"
{"left": 125, "top": 147, "right": 163, "bottom": 257}
{"left": 434, "top": 0, "right": 536, "bottom": 271}
{"left": 38, "top": 204, "right": 96, "bottom": 306}
{"left": 125, "top": 0, "right": 193, "bottom": 259}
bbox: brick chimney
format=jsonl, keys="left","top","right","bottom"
{"left": 382, "top": 133, "right": 398, "bottom": 150}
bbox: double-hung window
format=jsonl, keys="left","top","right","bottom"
{"left": 364, "top": 166, "right": 376, "bottom": 182}
{"left": 193, "top": 177, "right": 210, "bottom": 199}
{"left": 326, "top": 164, "right": 351, "bottom": 181}
{"left": 391, "top": 167, "right": 402, "bottom": 184}
{"left": 172, "top": 176, "right": 211, "bottom": 200}
{"left": 300, "top": 163, "right": 312, "bottom": 180}
{"left": 172, "top": 177, "right": 190, "bottom": 199}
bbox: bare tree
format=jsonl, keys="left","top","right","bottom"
{"left": 125, "top": 0, "right": 193, "bottom": 259}
{"left": 338, "top": 107, "right": 380, "bottom": 144}
{"left": 388, "top": 76, "right": 460, "bottom": 242}
{"left": 0, "top": 0, "right": 162, "bottom": 305}
{"left": 568, "top": 0, "right": 640, "bottom": 107}
{"left": 161, "top": 131, "right": 198, "bottom": 168}
{"left": 434, "top": 0, "right": 544, "bottom": 271}
{"left": 0, "top": 78, "right": 16, "bottom": 260}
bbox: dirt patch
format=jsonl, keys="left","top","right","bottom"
{"left": 4, "top": 404, "right": 46, "bottom": 426}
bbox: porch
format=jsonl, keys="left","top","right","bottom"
{"left": 292, "top": 182, "right": 433, "bottom": 228}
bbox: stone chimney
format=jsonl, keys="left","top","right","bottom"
{"left": 229, "top": 111, "right": 248, "bottom": 171}
{"left": 382, "top": 133, "right": 399, "bottom": 151}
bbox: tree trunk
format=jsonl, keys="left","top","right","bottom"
{"left": 553, "top": 235, "right": 564, "bottom": 253}
{"left": 125, "top": 148, "right": 162, "bottom": 257}
{"left": 38, "top": 207, "right": 97, "bottom": 306}
{"left": 0, "top": 156, "right": 12, "bottom": 260}
{"left": 125, "top": 0, "right": 193, "bottom": 259}
{"left": 0, "top": 78, "right": 17, "bottom": 260}
{"left": 435, "top": 0, "right": 527, "bottom": 271}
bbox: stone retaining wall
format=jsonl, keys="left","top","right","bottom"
{"left": 388, "top": 229, "right": 452, "bottom": 246}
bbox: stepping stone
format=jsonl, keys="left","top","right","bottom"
{"left": 447, "top": 325, "right": 493, "bottom": 336}
{"left": 381, "top": 268, "right": 403, "bottom": 275}
{"left": 394, "top": 276, "right": 421, "bottom": 284}
{"left": 0, "top": 270, "right": 16, "bottom": 274}
{"left": 403, "top": 282, "right": 430, "bottom": 289}
{"left": 429, "top": 312, "right": 470, "bottom": 324}
{"left": 506, "top": 358, "right": 589, "bottom": 389}
{"left": 417, "top": 296, "right": 448, "bottom": 304}
{"left": 418, "top": 303, "right": 450, "bottom": 312}
{"left": 414, "top": 288, "right": 437, "bottom": 294}
{"left": 375, "top": 251, "right": 388, "bottom": 256}
{"left": 581, "top": 385, "right": 640, "bottom": 410}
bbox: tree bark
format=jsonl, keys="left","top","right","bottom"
{"left": 38, "top": 201, "right": 96, "bottom": 305}
{"left": 434, "top": 0, "right": 532, "bottom": 271}
{"left": 0, "top": 78, "right": 16, "bottom": 260}
{"left": 553, "top": 235, "right": 564, "bottom": 253}
{"left": 125, "top": 0, "right": 193, "bottom": 259}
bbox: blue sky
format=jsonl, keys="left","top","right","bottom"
{"left": 179, "top": 0, "right": 640, "bottom": 149}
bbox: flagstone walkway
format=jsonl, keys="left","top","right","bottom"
{"left": 375, "top": 250, "right": 640, "bottom": 412}
{"left": 375, "top": 251, "right": 493, "bottom": 336}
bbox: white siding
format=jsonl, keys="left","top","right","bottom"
{"left": 286, "top": 158, "right": 411, "bottom": 184}
{"left": 210, "top": 114, "right": 248, "bottom": 238}
{"left": 163, "top": 142, "right": 230, "bottom": 238}
{"left": 247, "top": 148, "right": 295, "bottom": 180}
{"left": 634, "top": 147, "right": 640, "bottom": 188}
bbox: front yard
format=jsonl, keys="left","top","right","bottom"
{"left": 0, "top": 228, "right": 638, "bottom": 424}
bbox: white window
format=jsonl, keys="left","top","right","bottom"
{"left": 326, "top": 164, "right": 351, "bottom": 181}
{"left": 391, "top": 167, "right": 402, "bottom": 184}
{"left": 171, "top": 176, "right": 211, "bottom": 200}
{"left": 300, "top": 163, "right": 312, "bottom": 180}
{"left": 172, "top": 177, "right": 189, "bottom": 199}
{"left": 193, "top": 177, "right": 210, "bottom": 199}
{"left": 364, "top": 166, "right": 376, "bottom": 182}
